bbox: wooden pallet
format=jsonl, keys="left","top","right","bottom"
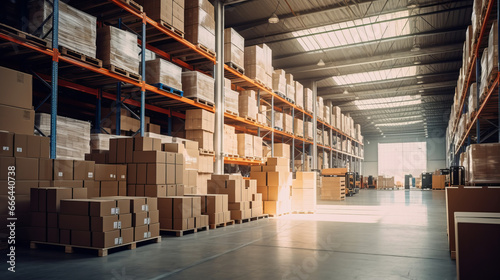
{"left": 159, "top": 20, "right": 185, "bottom": 38}
{"left": 30, "top": 236, "right": 161, "bottom": 257}
{"left": 199, "top": 149, "right": 215, "bottom": 156}
{"left": 223, "top": 153, "right": 239, "bottom": 158}
{"left": 60, "top": 46, "right": 102, "bottom": 68}
{"left": 234, "top": 214, "right": 269, "bottom": 224}
{"left": 209, "top": 220, "right": 235, "bottom": 229}
{"left": 268, "top": 212, "right": 289, "bottom": 218}
{"left": 274, "top": 127, "right": 284, "bottom": 131}
{"left": 274, "top": 91, "right": 286, "bottom": 99}
{"left": 120, "top": 0, "right": 143, "bottom": 12}
{"left": 225, "top": 62, "right": 244, "bottom": 74}
{"left": 108, "top": 64, "right": 141, "bottom": 82}
{"left": 0, "top": 23, "right": 49, "bottom": 49}
{"left": 196, "top": 43, "right": 216, "bottom": 57}
{"left": 291, "top": 211, "right": 315, "bottom": 214}
{"left": 186, "top": 96, "right": 215, "bottom": 108}
{"left": 225, "top": 109, "right": 239, "bottom": 117}
{"left": 152, "top": 83, "right": 183, "bottom": 96}
{"left": 242, "top": 156, "right": 255, "bottom": 160}
{"left": 243, "top": 116, "right": 257, "bottom": 123}
{"left": 284, "top": 130, "right": 294, "bottom": 135}
{"left": 254, "top": 156, "right": 263, "bottom": 161}
{"left": 161, "top": 225, "right": 209, "bottom": 237}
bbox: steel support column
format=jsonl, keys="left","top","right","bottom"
{"left": 476, "top": 57, "right": 481, "bottom": 143}
{"left": 140, "top": 21, "right": 146, "bottom": 137}
{"left": 214, "top": 0, "right": 224, "bottom": 174}
{"left": 50, "top": 0, "right": 59, "bottom": 159}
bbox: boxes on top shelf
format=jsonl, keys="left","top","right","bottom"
{"left": 239, "top": 90, "right": 257, "bottom": 120}
{"left": 224, "top": 28, "right": 244, "bottom": 70}
{"left": 30, "top": 1, "right": 97, "bottom": 58}
{"left": 324, "top": 105, "right": 331, "bottom": 125}
{"left": 468, "top": 143, "right": 500, "bottom": 184}
{"left": 304, "top": 88, "right": 313, "bottom": 114}
{"left": 182, "top": 71, "right": 215, "bottom": 103}
{"left": 294, "top": 81, "right": 303, "bottom": 108}
{"left": 138, "top": 0, "right": 185, "bottom": 33}
{"left": 272, "top": 69, "right": 286, "bottom": 94}
{"left": 471, "top": 0, "right": 482, "bottom": 40}
{"left": 145, "top": 58, "right": 183, "bottom": 91}
{"left": 488, "top": 21, "right": 498, "bottom": 80}
{"left": 294, "top": 118, "right": 304, "bottom": 137}
{"left": 317, "top": 97, "right": 324, "bottom": 121}
{"left": 97, "top": 25, "right": 140, "bottom": 75}
{"left": 0, "top": 66, "right": 32, "bottom": 110}
{"left": 244, "top": 45, "right": 267, "bottom": 85}
{"left": 184, "top": 0, "right": 215, "bottom": 52}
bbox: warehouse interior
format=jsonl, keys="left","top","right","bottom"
{"left": 0, "top": 0, "right": 499, "bottom": 279}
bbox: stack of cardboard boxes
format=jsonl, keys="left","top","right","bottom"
{"left": 239, "top": 90, "right": 258, "bottom": 121}
{"left": 97, "top": 25, "right": 140, "bottom": 75}
{"left": 272, "top": 69, "right": 286, "bottom": 95}
{"left": 208, "top": 174, "right": 263, "bottom": 220}
{"left": 185, "top": 109, "right": 214, "bottom": 152}
{"left": 223, "top": 124, "right": 238, "bottom": 156}
{"left": 258, "top": 105, "right": 267, "bottom": 125}
{"left": 285, "top": 74, "right": 294, "bottom": 102}
{"left": 305, "top": 121, "right": 313, "bottom": 140}
{"left": 244, "top": 45, "right": 267, "bottom": 87}
{"left": 283, "top": 114, "right": 293, "bottom": 134}
{"left": 250, "top": 157, "right": 292, "bottom": 216}
{"left": 317, "top": 97, "right": 324, "bottom": 121}
{"left": 304, "top": 88, "right": 313, "bottom": 114}
{"left": 139, "top": 0, "right": 185, "bottom": 34}
{"left": 291, "top": 172, "right": 317, "bottom": 213}
{"left": 295, "top": 81, "right": 303, "bottom": 109}
{"left": 158, "top": 196, "right": 209, "bottom": 231}
{"left": 182, "top": 71, "right": 215, "bottom": 103}
{"left": 146, "top": 58, "right": 183, "bottom": 91}
{"left": 187, "top": 194, "right": 231, "bottom": 227}
{"left": 224, "top": 28, "right": 245, "bottom": 70}
{"left": 185, "top": 0, "right": 215, "bottom": 53}
{"left": 258, "top": 43, "right": 274, "bottom": 90}
{"left": 320, "top": 176, "right": 345, "bottom": 201}
{"left": 224, "top": 78, "right": 239, "bottom": 115}
{"left": 294, "top": 118, "right": 304, "bottom": 138}
{"left": 237, "top": 134, "right": 253, "bottom": 158}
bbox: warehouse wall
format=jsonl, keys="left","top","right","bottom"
{"left": 362, "top": 136, "right": 446, "bottom": 176}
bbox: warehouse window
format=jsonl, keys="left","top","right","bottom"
{"left": 378, "top": 142, "right": 426, "bottom": 183}
{"left": 292, "top": 10, "right": 410, "bottom": 51}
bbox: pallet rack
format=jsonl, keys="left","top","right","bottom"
{"left": 0, "top": 0, "right": 364, "bottom": 171}
{"left": 447, "top": 0, "right": 500, "bottom": 166}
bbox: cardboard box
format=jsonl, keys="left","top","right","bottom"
{"left": 266, "top": 157, "right": 289, "bottom": 167}
{"left": 94, "top": 164, "right": 116, "bottom": 181}
{"left": 13, "top": 134, "right": 28, "bottom": 157}
{"left": 127, "top": 163, "right": 137, "bottom": 184}
{"left": 59, "top": 214, "right": 90, "bottom": 231}
{"left": 26, "top": 135, "right": 42, "bottom": 158}
{"left": 53, "top": 160, "right": 74, "bottom": 180}
{"left": 0, "top": 131, "right": 14, "bottom": 157}
{"left": 185, "top": 130, "right": 213, "bottom": 151}
{"left": 16, "top": 157, "right": 38, "bottom": 180}
{"left": 71, "top": 230, "right": 92, "bottom": 246}
{"left": 185, "top": 109, "right": 215, "bottom": 133}
{"left": 91, "top": 215, "right": 119, "bottom": 232}
{"left": 0, "top": 104, "right": 35, "bottom": 135}
{"left": 92, "top": 230, "right": 121, "bottom": 248}
{"left": 0, "top": 66, "right": 33, "bottom": 110}
{"left": 134, "top": 136, "right": 161, "bottom": 152}
{"left": 46, "top": 187, "right": 73, "bottom": 213}
{"left": 73, "top": 160, "right": 95, "bottom": 180}
{"left": 100, "top": 181, "right": 119, "bottom": 197}
{"left": 147, "top": 163, "right": 166, "bottom": 184}
{"left": 129, "top": 197, "right": 147, "bottom": 213}
{"left": 145, "top": 184, "right": 167, "bottom": 197}
{"left": 133, "top": 151, "right": 166, "bottom": 163}
{"left": 89, "top": 200, "right": 119, "bottom": 217}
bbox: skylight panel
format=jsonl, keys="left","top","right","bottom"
{"left": 354, "top": 95, "right": 421, "bottom": 110}
{"left": 375, "top": 120, "right": 423, "bottom": 127}
{"left": 332, "top": 66, "right": 417, "bottom": 86}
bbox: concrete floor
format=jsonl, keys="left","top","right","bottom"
{"left": 3, "top": 189, "right": 456, "bottom": 280}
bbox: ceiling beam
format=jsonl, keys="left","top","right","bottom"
{"left": 319, "top": 80, "right": 457, "bottom": 99}
{"left": 270, "top": 26, "right": 467, "bottom": 62}
{"left": 285, "top": 43, "right": 463, "bottom": 75}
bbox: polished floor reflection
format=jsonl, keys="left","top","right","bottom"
{"left": 4, "top": 189, "right": 455, "bottom": 280}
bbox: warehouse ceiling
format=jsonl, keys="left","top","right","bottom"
{"left": 224, "top": 0, "right": 472, "bottom": 138}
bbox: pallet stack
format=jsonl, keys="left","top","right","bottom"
{"left": 185, "top": 109, "right": 214, "bottom": 153}
{"left": 295, "top": 81, "right": 303, "bottom": 109}
{"left": 182, "top": 71, "right": 215, "bottom": 104}
{"left": 185, "top": 0, "right": 215, "bottom": 53}
{"left": 223, "top": 124, "right": 238, "bottom": 157}
{"left": 283, "top": 113, "right": 293, "bottom": 134}
{"left": 97, "top": 25, "right": 140, "bottom": 77}
{"left": 294, "top": 118, "right": 304, "bottom": 138}
{"left": 291, "top": 172, "right": 317, "bottom": 213}
{"left": 186, "top": 194, "right": 232, "bottom": 228}
{"left": 250, "top": 157, "right": 292, "bottom": 216}
{"left": 224, "top": 78, "right": 239, "bottom": 116}
{"left": 145, "top": 58, "right": 183, "bottom": 92}
{"left": 224, "top": 28, "right": 245, "bottom": 72}
{"left": 158, "top": 196, "right": 209, "bottom": 235}
{"left": 139, "top": 0, "right": 185, "bottom": 35}
{"left": 320, "top": 176, "right": 345, "bottom": 201}
{"left": 239, "top": 90, "right": 258, "bottom": 121}
{"left": 272, "top": 69, "right": 286, "bottom": 95}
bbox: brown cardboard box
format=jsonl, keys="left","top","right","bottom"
{"left": 92, "top": 230, "right": 121, "bottom": 248}
{"left": 71, "top": 230, "right": 91, "bottom": 246}
{"left": 134, "top": 137, "right": 161, "bottom": 152}
{"left": 30, "top": 211, "right": 46, "bottom": 228}
{"left": 119, "top": 213, "right": 132, "bottom": 229}
{"left": 90, "top": 200, "right": 118, "bottom": 217}
{"left": 39, "top": 158, "right": 53, "bottom": 180}
{"left": 116, "top": 164, "right": 127, "bottom": 181}
{"left": 133, "top": 212, "right": 149, "bottom": 226}
{"left": 53, "top": 160, "right": 74, "bottom": 180}
{"left": 162, "top": 143, "right": 185, "bottom": 154}
{"left": 149, "top": 222, "right": 160, "bottom": 237}
{"left": 134, "top": 224, "right": 149, "bottom": 241}
{"left": 145, "top": 184, "right": 166, "bottom": 197}
{"left": 16, "top": 157, "right": 38, "bottom": 180}
{"left": 174, "top": 196, "right": 193, "bottom": 219}
{"left": 91, "top": 215, "right": 119, "bottom": 232}
{"left": 119, "top": 181, "right": 127, "bottom": 196}
{"left": 130, "top": 197, "right": 147, "bottom": 213}
{"left": 166, "top": 152, "right": 176, "bottom": 164}
{"left": 133, "top": 151, "right": 166, "bottom": 163}
{"left": 137, "top": 164, "right": 147, "bottom": 184}
{"left": 14, "top": 134, "right": 28, "bottom": 157}
{"left": 175, "top": 163, "right": 184, "bottom": 184}
{"left": 147, "top": 163, "right": 166, "bottom": 184}
{"left": 59, "top": 214, "right": 90, "bottom": 231}
{"left": 0, "top": 131, "right": 14, "bottom": 157}
{"left": 135, "top": 185, "right": 145, "bottom": 196}
{"left": 100, "top": 181, "right": 119, "bottom": 197}
{"left": 26, "top": 135, "right": 41, "bottom": 158}
{"left": 185, "top": 109, "right": 215, "bottom": 133}
{"left": 8, "top": 180, "right": 37, "bottom": 196}
{"left": 0, "top": 104, "right": 35, "bottom": 135}
{"left": 166, "top": 164, "right": 176, "bottom": 184}
{"left": 40, "top": 136, "right": 50, "bottom": 158}
{"left": 0, "top": 66, "right": 33, "bottom": 109}
{"left": 185, "top": 130, "right": 214, "bottom": 151}
{"left": 46, "top": 187, "right": 73, "bottom": 212}
{"left": 73, "top": 160, "right": 95, "bottom": 180}
{"left": 229, "top": 201, "right": 250, "bottom": 210}
{"left": 127, "top": 163, "right": 137, "bottom": 184}
{"left": 120, "top": 227, "right": 134, "bottom": 243}
{"left": 60, "top": 199, "right": 91, "bottom": 215}
{"left": 125, "top": 138, "right": 134, "bottom": 163}
{"left": 0, "top": 157, "right": 15, "bottom": 180}
{"left": 95, "top": 164, "right": 116, "bottom": 181}
{"left": 266, "top": 157, "right": 289, "bottom": 167}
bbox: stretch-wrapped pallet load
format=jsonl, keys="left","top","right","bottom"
{"left": 30, "top": 1, "right": 97, "bottom": 58}
{"left": 468, "top": 143, "right": 500, "bottom": 184}
{"left": 468, "top": 83, "right": 477, "bottom": 117}
{"left": 305, "top": 121, "right": 313, "bottom": 140}
{"left": 295, "top": 81, "right": 303, "bottom": 109}
{"left": 273, "top": 112, "right": 284, "bottom": 130}
{"left": 97, "top": 25, "right": 140, "bottom": 75}
{"left": 224, "top": 28, "right": 244, "bottom": 70}
{"left": 304, "top": 88, "right": 313, "bottom": 114}
{"left": 185, "top": 109, "right": 214, "bottom": 151}
{"left": 294, "top": 118, "right": 304, "bottom": 137}
{"left": 239, "top": 90, "right": 258, "bottom": 120}
{"left": 324, "top": 105, "right": 331, "bottom": 125}
{"left": 273, "top": 143, "right": 290, "bottom": 160}
{"left": 317, "top": 97, "right": 324, "bottom": 121}
{"left": 223, "top": 124, "right": 238, "bottom": 156}
{"left": 36, "top": 113, "right": 91, "bottom": 160}
{"left": 488, "top": 22, "right": 498, "bottom": 81}
{"left": 185, "top": 0, "right": 215, "bottom": 53}
{"left": 333, "top": 106, "right": 341, "bottom": 129}
{"left": 139, "top": 0, "right": 185, "bottom": 33}
{"left": 237, "top": 133, "right": 253, "bottom": 158}
{"left": 272, "top": 69, "right": 286, "bottom": 94}
{"left": 146, "top": 58, "right": 183, "bottom": 91}
{"left": 283, "top": 113, "right": 293, "bottom": 134}
{"left": 292, "top": 172, "right": 317, "bottom": 213}
{"left": 244, "top": 45, "right": 267, "bottom": 85}
{"left": 464, "top": 26, "right": 472, "bottom": 70}
{"left": 182, "top": 71, "right": 214, "bottom": 103}
{"left": 258, "top": 43, "right": 274, "bottom": 89}
{"left": 225, "top": 88, "right": 239, "bottom": 115}
{"left": 471, "top": 0, "right": 482, "bottom": 39}
{"left": 480, "top": 48, "right": 489, "bottom": 101}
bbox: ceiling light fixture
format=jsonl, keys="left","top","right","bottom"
{"left": 414, "top": 61, "right": 421, "bottom": 65}
{"left": 317, "top": 59, "right": 325, "bottom": 66}
{"left": 411, "top": 44, "right": 421, "bottom": 52}
{"left": 418, "top": 90, "right": 424, "bottom": 93}
{"left": 268, "top": 13, "right": 279, "bottom": 24}
{"left": 416, "top": 75, "right": 424, "bottom": 78}
{"left": 417, "top": 81, "right": 424, "bottom": 84}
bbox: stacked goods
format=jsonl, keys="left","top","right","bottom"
{"left": 236, "top": 133, "right": 253, "bottom": 158}
{"left": 471, "top": 0, "right": 482, "bottom": 40}
{"left": 272, "top": 112, "right": 284, "bottom": 130}
{"left": 304, "top": 88, "right": 313, "bottom": 114}
{"left": 224, "top": 28, "right": 245, "bottom": 70}
{"left": 0, "top": 66, "right": 34, "bottom": 135}
{"left": 208, "top": 174, "right": 263, "bottom": 220}
{"left": 317, "top": 97, "right": 324, "bottom": 121}
{"left": 486, "top": 22, "right": 498, "bottom": 93}
{"left": 257, "top": 105, "right": 267, "bottom": 125}
{"left": 294, "top": 118, "right": 304, "bottom": 137}
{"left": 355, "top": 124, "right": 362, "bottom": 141}
{"left": 186, "top": 194, "right": 231, "bottom": 227}
{"left": 139, "top": 0, "right": 185, "bottom": 34}
{"left": 305, "top": 121, "right": 313, "bottom": 140}
{"left": 223, "top": 124, "right": 238, "bottom": 156}
{"left": 54, "top": 197, "right": 159, "bottom": 247}
{"left": 333, "top": 106, "right": 341, "bottom": 129}
{"left": 468, "top": 143, "right": 500, "bottom": 184}
{"left": 0, "top": 132, "right": 50, "bottom": 242}
{"left": 158, "top": 196, "right": 208, "bottom": 231}
{"left": 97, "top": 25, "right": 140, "bottom": 75}
{"left": 250, "top": 157, "right": 292, "bottom": 216}
{"left": 258, "top": 43, "right": 274, "bottom": 89}
{"left": 253, "top": 136, "right": 263, "bottom": 159}
{"left": 283, "top": 113, "right": 293, "bottom": 134}
{"left": 274, "top": 143, "right": 290, "bottom": 160}
{"left": 432, "top": 175, "right": 446, "bottom": 189}
{"left": 182, "top": 71, "right": 215, "bottom": 103}
{"left": 317, "top": 130, "right": 323, "bottom": 145}
{"left": 285, "top": 74, "right": 295, "bottom": 102}
{"left": 321, "top": 176, "right": 345, "bottom": 201}
{"left": 145, "top": 58, "right": 183, "bottom": 91}
{"left": 29, "top": 187, "right": 88, "bottom": 243}
{"left": 244, "top": 45, "right": 266, "bottom": 86}
{"left": 185, "top": 0, "right": 215, "bottom": 53}
{"left": 185, "top": 109, "right": 214, "bottom": 152}
{"left": 295, "top": 81, "right": 303, "bottom": 109}
{"left": 100, "top": 110, "right": 152, "bottom": 135}
{"left": 90, "top": 134, "right": 128, "bottom": 151}
{"left": 479, "top": 48, "right": 488, "bottom": 100}
{"left": 30, "top": 1, "right": 96, "bottom": 58}
{"left": 324, "top": 105, "right": 331, "bottom": 125}
{"left": 224, "top": 78, "right": 239, "bottom": 115}
{"left": 88, "top": 163, "right": 126, "bottom": 197}
{"left": 36, "top": 113, "right": 91, "bottom": 160}
{"left": 272, "top": 69, "right": 286, "bottom": 95}
{"left": 291, "top": 172, "right": 317, "bottom": 213}
{"left": 324, "top": 132, "right": 330, "bottom": 147}
{"left": 239, "top": 90, "right": 258, "bottom": 120}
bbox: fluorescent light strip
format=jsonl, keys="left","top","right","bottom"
{"left": 375, "top": 120, "right": 424, "bottom": 127}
